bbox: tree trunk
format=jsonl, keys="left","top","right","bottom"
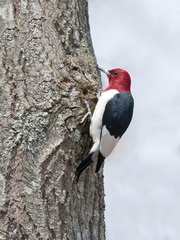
{"left": 0, "top": 1, "right": 105, "bottom": 239}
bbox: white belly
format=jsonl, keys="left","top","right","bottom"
{"left": 90, "top": 89, "right": 119, "bottom": 153}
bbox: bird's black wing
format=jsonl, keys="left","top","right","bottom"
{"left": 102, "top": 91, "right": 134, "bottom": 138}
{"left": 95, "top": 92, "right": 134, "bottom": 172}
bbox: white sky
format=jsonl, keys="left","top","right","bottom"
{"left": 89, "top": 0, "right": 180, "bottom": 239}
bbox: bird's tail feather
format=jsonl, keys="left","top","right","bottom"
{"left": 76, "top": 152, "right": 93, "bottom": 182}
{"left": 95, "top": 151, "right": 105, "bottom": 173}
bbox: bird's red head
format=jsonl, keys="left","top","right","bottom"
{"left": 99, "top": 67, "right": 131, "bottom": 93}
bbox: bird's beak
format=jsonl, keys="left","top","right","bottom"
{"left": 97, "top": 67, "right": 111, "bottom": 76}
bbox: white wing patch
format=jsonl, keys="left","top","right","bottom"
{"left": 100, "top": 126, "right": 120, "bottom": 158}
{"left": 90, "top": 89, "right": 119, "bottom": 153}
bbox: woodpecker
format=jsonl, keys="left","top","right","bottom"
{"left": 76, "top": 67, "right": 134, "bottom": 181}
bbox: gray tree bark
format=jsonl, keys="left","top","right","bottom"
{"left": 0, "top": 1, "right": 105, "bottom": 239}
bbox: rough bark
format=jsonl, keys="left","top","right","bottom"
{"left": 0, "top": 0, "right": 105, "bottom": 239}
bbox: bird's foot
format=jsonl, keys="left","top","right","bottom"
{"left": 80, "top": 100, "right": 92, "bottom": 123}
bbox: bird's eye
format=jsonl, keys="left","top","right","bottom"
{"left": 112, "top": 72, "right": 119, "bottom": 76}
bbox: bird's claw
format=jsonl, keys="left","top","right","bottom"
{"left": 80, "top": 100, "right": 92, "bottom": 123}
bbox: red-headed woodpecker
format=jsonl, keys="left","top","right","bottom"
{"left": 76, "top": 67, "right": 134, "bottom": 181}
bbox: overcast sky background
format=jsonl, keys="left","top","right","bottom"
{"left": 89, "top": 0, "right": 180, "bottom": 239}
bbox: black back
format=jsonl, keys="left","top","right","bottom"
{"left": 102, "top": 92, "right": 134, "bottom": 138}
